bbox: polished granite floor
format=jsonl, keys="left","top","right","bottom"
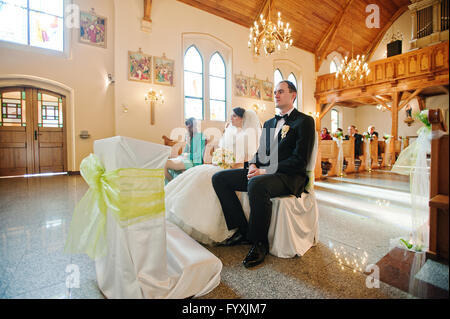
{"left": 0, "top": 172, "right": 447, "bottom": 299}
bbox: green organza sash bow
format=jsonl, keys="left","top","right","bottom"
{"left": 64, "top": 154, "right": 165, "bottom": 259}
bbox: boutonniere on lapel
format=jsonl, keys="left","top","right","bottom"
{"left": 281, "top": 125, "right": 290, "bottom": 139}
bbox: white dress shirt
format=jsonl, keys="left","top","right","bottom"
{"left": 274, "top": 107, "right": 295, "bottom": 140}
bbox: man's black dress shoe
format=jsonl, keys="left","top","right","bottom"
{"left": 222, "top": 231, "right": 250, "bottom": 246}
{"left": 242, "top": 242, "right": 268, "bottom": 268}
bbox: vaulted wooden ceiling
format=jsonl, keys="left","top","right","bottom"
{"left": 177, "top": 0, "right": 411, "bottom": 69}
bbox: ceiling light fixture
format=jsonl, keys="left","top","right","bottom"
{"left": 335, "top": 18, "right": 370, "bottom": 82}
{"left": 248, "top": 1, "right": 293, "bottom": 56}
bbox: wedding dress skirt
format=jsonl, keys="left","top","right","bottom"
{"left": 165, "top": 164, "right": 236, "bottom": 245}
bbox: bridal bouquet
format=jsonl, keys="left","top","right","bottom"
{"left": 212, "top": 148, "right": 235, "bottom": 169}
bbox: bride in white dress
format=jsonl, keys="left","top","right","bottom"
{"left": 165, "top": 108, "right": 261, "bottom": 245}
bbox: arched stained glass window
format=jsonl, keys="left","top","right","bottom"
{"left": 274, "top": 69, "right": 283, "bottom": 87}
{"left": 330, "top": 60, "right": 338, "bottom": 73}
{"left": 288, "top": 73, "right": 298, "bottom": 109}
{"left": 209, "top": 52, "right": 226, "bottom": 121}
{"left": 331, "top": 109, "right": 339, "bottom": 134}
{"left": 184, "top": 45, "right": 203, "bottom": 120}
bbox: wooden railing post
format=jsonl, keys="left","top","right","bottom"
{"left": 428, "top": 109, "right": 449, "bottom": 262}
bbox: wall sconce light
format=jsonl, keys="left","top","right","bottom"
{"left": 251, "top": 103, "right": 266, "bottom": 114}
{"left": 79, "top": 130, "right": 90, "bottom": 139}
{"left": 107, "top": 73, "right": 115, "bottom": 84}
{"left": 144, "top": 88, "right": 165, "bottom": 125}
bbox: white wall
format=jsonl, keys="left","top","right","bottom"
{"left": 370, "top": 11, "right": 412, "bottom": 62}
{"left": 353, "top": 95, "right": 449, "bottom": 138}
{"left": 320, "top": 106, "right": 356, "bottom": 134}
{"left": 0, "top": 0, "right": 317, "bottom": 170}
{"left": 317, "top": 51, "right": 344, "bottom": 76}
{"left": 0, "top": 0, "right": 115, "bottom": 170}
{"left": 113, "top": 0, "right": 317, "bottom": 146}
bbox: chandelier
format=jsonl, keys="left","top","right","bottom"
{"left": 248, "top": 1, "right": 293, "bottom": 56}
{"left": 335, "top": 19, "right": 370, "bottom": 82}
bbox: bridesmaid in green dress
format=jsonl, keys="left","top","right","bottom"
{"left": 164, "top": 117, "right": 206, "bottom": 182}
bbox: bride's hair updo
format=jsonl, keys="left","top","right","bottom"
{"left": 233, "top": 107, "right": 246, "bottom": 118}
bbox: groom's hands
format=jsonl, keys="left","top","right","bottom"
{"left": 247, "top": 164, "right": 266, "bottom": 179}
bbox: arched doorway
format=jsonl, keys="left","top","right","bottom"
{"left": 0, "top": 86, "right": 67, "bottom": 176}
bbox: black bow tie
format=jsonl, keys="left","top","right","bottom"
{"left": 275, "top": 114, "right": 288, "bottom": 122}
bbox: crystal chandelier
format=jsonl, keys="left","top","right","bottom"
{"left": 248, "top": 1, "right": 293, "bottom": 56}
{"left": 335, "top": 19, "right": 370, "bottom": 82}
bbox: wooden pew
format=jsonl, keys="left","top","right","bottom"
{"left": 380, "top": 138, "right": 395, "bottom": 167}
{"left": 359, "top": 137, "right": 379, "bottom": 171}
{"left": 319, "top": 140, "right": 339, "bottom": 177}
{"left": 342, "top": 137, "right": 355, "bottom": 173}
{"left": 314, "top": 139, "right": 322, "bottom": 180}
{"left": 394, "top": 136, "right": 410, "bottom": 159}
{"left": 428, "top": 109, "right": 449, "bottom": 262}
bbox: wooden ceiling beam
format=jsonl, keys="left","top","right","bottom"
{"left": 439, "top": 85, "right": 449, "bottom": 95}
{"left": 365, "top": 4, "right": 409, "bottom": 61}
{"left": 319, "top": 100, "right": 337, "bottom": 120}
{"left": 375, "top": 94, "right": 393, "bottom": 102}
{"left": 143, "top": 0, "right": 152, "bottom": 22}
{"left": 416, "top": 95, "right": 426, "bottom": 111}
{"left": 398, "top": 88, "right": 423, "bottom": 111}
{"left": 315, "top": 0, "right": 355, "bottom": 72}
{"left": 371, "top": 95, "right": 391, "bottom": 110}
{"left": 177, "top": 0, "right": 255, "bottom": 28}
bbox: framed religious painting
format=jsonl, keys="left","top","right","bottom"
{"left": 234, "top": 74, "right": 248, "bottom": 97}
{"left": 79, "top": 10, "right": 107, "bottom": 48}
{"left": 262, "top": 80, "right": 274, "bottom": 101}
{"left": 153, "top": 55, "right": 174, "bottom": 86}
{"left": 248, "top": 78, "right": 262, "bottom": 100}
{"left": 128, "top": 50, "right": 152, "bottom": 83}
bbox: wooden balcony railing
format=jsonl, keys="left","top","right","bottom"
{"left": 316, "top": 41, "right": 449, "bottom": 95}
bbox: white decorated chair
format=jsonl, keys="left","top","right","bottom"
{"left": 240, "top": 132, "right": 319, "bottom": 258}
{"left": 93, "top": 136, "right": 222, "bottom": 298}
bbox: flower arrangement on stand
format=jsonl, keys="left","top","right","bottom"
{"left": 384, "top": 134, "right": 392, "bottom": 166}
{"left": 332, "top": 131, "right": 344, "bottom": 177}
{"left": 362, "top": 132, "right": 372, "bottom": 172}
{"left": 391, "top": 109, "right": 433, "bottom": 253}
{"left": 212, "top": 148, "right": 235, "bottom": 169}
{"left": 415, "top": 110, "right": 431, "bottom": 129}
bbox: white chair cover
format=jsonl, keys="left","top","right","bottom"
{"left": 93, "top": 136, "right": 222, "bottom": 298}
{"left": 240, "top": 132, "right": 319, "bottom": 258}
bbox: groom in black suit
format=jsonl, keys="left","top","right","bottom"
{"left": 212, "top": 80, "right": 315, "bottom": 268}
